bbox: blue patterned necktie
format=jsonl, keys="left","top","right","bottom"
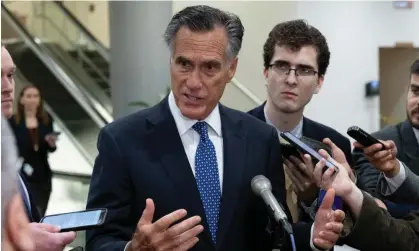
{"left": 193, "top": 121, "right": 221, "bottom": 244}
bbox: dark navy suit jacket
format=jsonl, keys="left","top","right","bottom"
{"left": 86, "top": 98, "right": 315, "bottom": 251}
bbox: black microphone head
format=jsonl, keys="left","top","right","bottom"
{"left": 251, "top": 175, "right": 272, "bottom": 195}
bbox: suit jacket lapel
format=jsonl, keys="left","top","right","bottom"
{"left": 399, "top": 120, "right": 419, "bottom": 169}
{"left": 216, "top": 105, "right": 247, "bottom": 249}
{"left": 145, "top": 98, "right": 213, "bottom": 246}
{"left": 302, "top": 117, "right": 315, "bottom": 138}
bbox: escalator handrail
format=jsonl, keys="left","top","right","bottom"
{"left": 52, "top": 170, "right": 91, "bottom": 184}
{"left": 1, "top": 3, "right": 113, "bottom": 127}
{"left": 35, "top": 14, "right": 110, "bottom": 85}
{"left": 52, "top": 1, "right": 110, "bottom": 62}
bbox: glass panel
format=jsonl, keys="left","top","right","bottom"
{"left": 2, "top": 1, "right": 112, "bottom": 113}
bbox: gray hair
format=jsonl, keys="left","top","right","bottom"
{"left": 163, "top": 5, "right": 244, "bottom": 61}
{"left": 1, "top": 116, "right": 20, "bottom": 230}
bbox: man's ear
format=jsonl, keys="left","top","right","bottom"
{"left": 7, "top": 194, "right": 34, "bottom": 251}
{"left": 227, "top": 57, "right": 239, "bottom": 82}
{"left": 314, "top": 75, "right": 325, "bottom": 94}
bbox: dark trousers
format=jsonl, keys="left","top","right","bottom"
{"left": 28, "top": 181, "right": 52, "bottom": 218}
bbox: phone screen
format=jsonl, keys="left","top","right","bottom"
{"left": 42, "top": 210, "right": 102, "bottom": 230}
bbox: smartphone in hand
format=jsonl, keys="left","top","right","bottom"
{"left": 40, "top": 208, "right": 107, "bottom": 232}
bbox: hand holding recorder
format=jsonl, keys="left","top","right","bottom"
{"left": 348, "top": 126, "right": 400, "bottom": 178}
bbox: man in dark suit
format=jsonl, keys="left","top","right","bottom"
{"left": 248, "top": 20, "right": 356, "bottom": 227}
{"left": 312, "top": 139, "right": 419, "bottom": 251}
{"left": 1, "top": 44, "right": 76, "bottom": 251}
{"left": 86, "top": 6, "right": 344, "bottom": 251}
{"left": 353, "top": 59, "right": 419, "bottom": 216}
{"left": 354, "top": 59, "right": 419, "bottom": 192}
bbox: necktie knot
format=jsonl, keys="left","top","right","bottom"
{"left": 193, "top": 122, "right": 208, "bottom": 139}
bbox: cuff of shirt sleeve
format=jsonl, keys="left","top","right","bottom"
{"left": 310, "top": 224, "right": 331, "bottom": 251}
{"left": 124, "top": 241, "right": 131, "bottom": 251}
{"left": 383, "top": 160, "right": 406, "bottom": 193}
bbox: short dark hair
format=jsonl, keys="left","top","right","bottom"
{"left": 411, "top": 59, "right": 419, "bottom": 75}
{"left": 164, "top": 5, "right": 244, "bottom": 60}
{"left": 263, "top": 19, "right": 330, "bottom": 76}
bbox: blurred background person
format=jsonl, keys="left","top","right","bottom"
{"left": 2, "top": 44, "right": 77, "bottom": 251}
{"left": 8, "top": 84, "right": 57, "bottom": 217}
{"left": 2, "top": 115, "right": 35, "bottom": 251}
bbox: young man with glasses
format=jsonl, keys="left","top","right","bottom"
{"left": 248, "top": 20, "right": 362, "bottom": 249}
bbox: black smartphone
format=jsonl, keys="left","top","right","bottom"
{"left": 280, "top": 140, "right": 303, "bottom": 161}
{"left": 40, "top": 208, "right": 107, "bottom": 232}
{"left": 347, "top": 126, "right": 385, "bottom": 148}
{"left": 280, "top": 132, "right": 339, "bottom": 174}
{"left": 48, "top": 131, "right": 61, "bottom": 136}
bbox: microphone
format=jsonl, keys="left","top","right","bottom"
{"left": 251, "top": 175, "right": 293, "bottom": 235}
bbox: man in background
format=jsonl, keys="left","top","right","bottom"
{"left": 1, "top": 44, "right": 76, "bottom": 251}
{"left": 353, "top": 59, "right": 419, "bottom": 216}
{"left": 354, "top": 59, "right": 419, "bottom": 191}
{"left": 248, "top": 19, "right": 355, "bottom": 223}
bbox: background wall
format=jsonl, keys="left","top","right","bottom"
{"left": 296, "top": 1, "right": 419, "bottom": 137}
{"left": 5, "top": 1, "right": 419, "bottom": 136}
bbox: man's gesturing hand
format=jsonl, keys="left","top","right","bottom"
{"left": 128, "top": 199, "right": 204, "bottom": 251}
{"left": 312, "top": 189, "right": 345, "bottom": 250}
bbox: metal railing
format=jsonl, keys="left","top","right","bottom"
{"left": 1, "top": 3, "right": 113, "bottom": 126}
{"left": 53, "top": 1, "right": 110, "bottom": 62}
{"left": 230, "top": 77, "right": 263, "bottom": 105}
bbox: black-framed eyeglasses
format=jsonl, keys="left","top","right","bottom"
{"left": 269, "top": 63, "right": 318, "bottom": 77}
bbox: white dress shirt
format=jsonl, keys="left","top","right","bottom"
{"left": 168, "top": 92, "right": 224, "bottom": 190}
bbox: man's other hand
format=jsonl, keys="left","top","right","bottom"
{"left": 353, "top": 140, "right": 400, "bottom": 178}
{"left": 128, "top": 199, "right": 204, "bottom": 251}
{"left": 284, "top": 154, "right": 318, "bottom": 203}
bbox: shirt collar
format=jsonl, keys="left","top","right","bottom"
{"left": 263, "top": 104, "right": 303, "bottom": 138}
{"left": 168, "top": 91, "right": 222, "bottom": 137}
{"left": 413, "top": 127, "right": 419, "bottom": 144}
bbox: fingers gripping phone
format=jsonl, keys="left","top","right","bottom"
{"left": 280, "top": 132, "right": 339, "bottom": 175}
{"left": 40, "top": 208, "right": 107, "bottom": 232}
{"left": 280, "top": 138, "right": 304, "bottom": 161}
{"left": 347, "top": 126, "right": 385, "bottom": 148}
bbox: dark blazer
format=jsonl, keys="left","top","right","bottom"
{"left": 353, "top": 120, "right": 419, "bottom": 193}
{"left": 8, "top": 114, "right": 56, "bottom": 184}
{"left": 342, "top": 192, "right": 419, "bottom": 251}
{"left": 86, "top": 98, "right": 312, "bottom": 251}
